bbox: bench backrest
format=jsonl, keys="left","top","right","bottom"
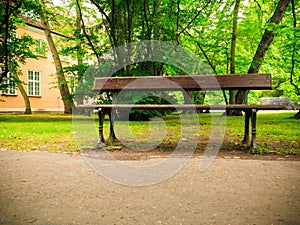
{"left": 93, "top": 74, "right": 271, "bottom": 92}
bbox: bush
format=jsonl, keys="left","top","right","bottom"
{"left": 115, "top": 92, "right": 176, "bottom": 121}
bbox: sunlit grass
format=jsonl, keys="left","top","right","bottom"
{"left": 0, "top": 111, "right": 299, "bottom": 154}
{"left": 0, "top": 113, "right": 78, "bottom": 153}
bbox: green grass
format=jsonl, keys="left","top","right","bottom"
{"left": 0, "top": 111, "right": 299, "bottom": 154}
{"left": 0, "top": 113, "right": 78, "bottom": 152}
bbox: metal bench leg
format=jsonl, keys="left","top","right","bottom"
{"left": 96, "top": 108, "right": 105, "bottom": 148}
{"left": 243, "top": 110, "right": 250, "bottom": 144}
{"left": 251, "top": 109, "right": 259, "bottom": 154}
{"left": 109, "top": 109, "right": 117, "bottom": 142}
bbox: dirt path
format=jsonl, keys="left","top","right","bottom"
{"left": 0, "top": 150, "right": 300, "bottom": 225}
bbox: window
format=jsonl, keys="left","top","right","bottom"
{"left": 28, "top": 70, "right": 41, "bottom": 96}
{"left": 35, "top": 39, "right": 47, "bottom": 57}
{"left": 1, "top": 69, "right": 17, "bottom": 96}
{"left": 61, "top": 55, "right": 71, "bottom": 63}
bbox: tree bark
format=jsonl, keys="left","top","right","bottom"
{"left": 76, "top": 3, "right": 83, "bottom": 75}
{"left": 17, "top": 80, "right": 31, "bottom": 114}
{"left": 40, "top": 1, "right": 74, "bottom": 114}
{"left": 227, "top": 0, "right": 241, "bottom": 116}
{"left": 182, "top": 91, "right": 193, "bottom": 114}
{"left": 13, "top": 73, "right": 32, "bottom": 114}
{"left": 290, "top": 0, "right": 300, "bottom": 118}
{"left": 235, "top": 0, "right": 290, "bottom": 105}
{"left": 74, "top": 2, "right": 85, "bottom": 111}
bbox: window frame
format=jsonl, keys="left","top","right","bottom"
{"left": 27, "top": 70, "right": 41, "bottom": 97}
{"left": 0, "top": 68, "right": 17, "bottom": 96}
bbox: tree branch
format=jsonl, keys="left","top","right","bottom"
{"left": 76, "top": 0, "right": 100, "bottom": 62}
{"left": 176, "top": 0, "right": 180, "bottom": 32}
{"left": 176, "top": 0, "right": 212, "bottom": 41}
{"left": 89, "top": 0, "right": 112, "bottom": 26}
{"left": 184, "top": 31, "right": 228, "bottom": 105}
{"left": 143, "top": 0, "right": 151, "bottom": 39}
{"left": 89, "top": 0, "right": 117, "bottom": 48}
{"left": 290, "top": 0, "right": 300, "bottom": 94}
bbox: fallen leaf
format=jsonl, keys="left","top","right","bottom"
{"left": 25, "top": 218, "right": 37, "bottom": 223}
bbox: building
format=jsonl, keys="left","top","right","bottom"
{"left": 0, "top": 20, "right": 65, "bottom": 112}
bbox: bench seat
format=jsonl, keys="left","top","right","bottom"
{"left": 78, "top": 104, "right": 286, "bottom": 111}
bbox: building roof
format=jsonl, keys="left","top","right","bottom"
{"left": 21, "top": 15, "right": 71, "bottom": 39}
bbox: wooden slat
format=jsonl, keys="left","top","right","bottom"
{"left": 93, "top": 74, "right": 272, "bottom": 92}
{"left": 78, "top": 104, "right": 286, "bottom": 110}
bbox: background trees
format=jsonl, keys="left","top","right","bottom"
{"left": 1, "top": 0, "right": 299, "bottom": 116}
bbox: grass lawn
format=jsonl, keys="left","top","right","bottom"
{"left": 0, "top": 113, "right": 78, "bottom": 153}
{"left": 0, "top": 111, "right": 299, "bottom": 155}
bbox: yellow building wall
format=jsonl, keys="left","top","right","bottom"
{"left": 0, "top": 24, "right": 65, "bottom": 112}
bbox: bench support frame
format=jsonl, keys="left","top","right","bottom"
{"left": 96, "top": 107, "right": 260, "bottom": 154}
{"left": 97, "top": 108, "right": 117, "bottom": 149}
{"left": 242, "top": 109, "right": 258, "bottom": 153}
{"left": 251, "top": 109, "right": 258, "bottom": 153}
{"left": 96, "top": 108, "right": 105, "bottom": 148}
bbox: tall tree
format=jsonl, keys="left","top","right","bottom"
{"left": 15, "top": 73, "right": 32, "bottom": 114}
{"left": 235, "top": 0, "right": 291, "bottom": 105}
{"left": 229, "top": 0, "right": 241, "bottom": 105}
{"left": 289, "top": 0, "right": 300, "bottom": 118}
{"left": 7, "top": 34, "right": 37, "bottom": 114}
{"left": 40, "top": 0, "right": 74, "bottom": 114}
{"left": 225, "top": 0, "right": 241, "bottom": 116}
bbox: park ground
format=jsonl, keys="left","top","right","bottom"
{"left": 0, "top": 150, "right": 300, "bottom": 225}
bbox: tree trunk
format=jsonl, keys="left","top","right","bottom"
{"left": 235, "top": 0, "right": 290, "bottom": 105}
{"left": 40, "top": 2, "right": 74, "bottom": 114}
{"left": 227, "top": 0, "right": 241, "bottom": 116}
{"left": 74, "top": 3, "right": 85, "bottom": 113}
{"left": 182, "top": 91, "right": 193, "bottom": 114}
{"left": 76, "top": 2, "right": 83, "bottom": 74}
{"left": 229, "top": 0, "right": 240, "bottom": 85}
{"left": 16, "top": 76, "right": 32, "bottom": 114}
{"left": 294, "top": 111, "right": 300, "bottom": 119}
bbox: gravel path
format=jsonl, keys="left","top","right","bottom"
{"left": 0, "top": 150, "right": 300, "bottom": 225}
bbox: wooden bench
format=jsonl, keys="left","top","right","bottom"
{"left": 78, "top": 74, "right": 286, "bottom": 153}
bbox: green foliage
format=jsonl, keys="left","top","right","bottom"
{"left": 123, "top": 93, "right": 176, "bottom": 121}
{"left": 0, "top": 0, "right": 40, "bottom": 89}
{"left": 2, "top": 0, "right": 299, "bottom": 115}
